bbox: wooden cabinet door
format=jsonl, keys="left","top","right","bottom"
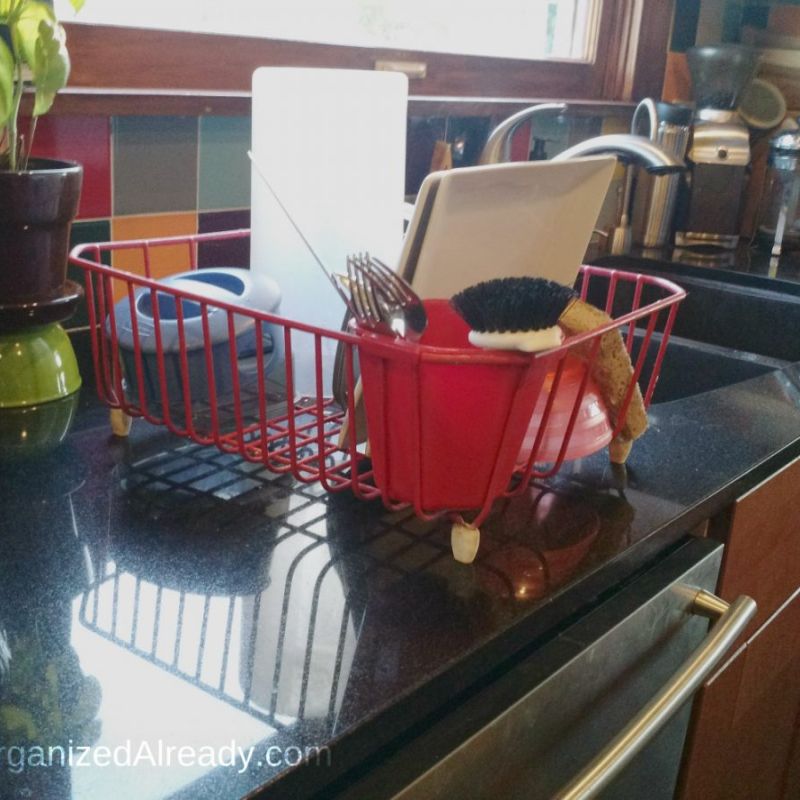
{"left": 713, "top": 455, "right": 800, "bottom": 637}
{"left": 678, "top": 589, "right": 800, "bottom": 800}
{"left": 682, "top": 453, "right": 800, "bottom": 797}
{"left": 782, "top": 710, "right": 800, "bottom": 800}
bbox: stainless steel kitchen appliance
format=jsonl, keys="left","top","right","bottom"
{"left": 675, "top": 45, "right": 760, "bottom": 250}
{"left": 631, "top": 101, "right": 693, "bottom": 248}
{"left": 338, "top": 538, "right": 756, "bottom": 800}
{"left": 757, "top": 121, "right": 800, "bottom": 259}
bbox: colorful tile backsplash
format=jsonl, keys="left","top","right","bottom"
{"left": 58, "top": 114, "right": 255, "bottom": 332}
{"left": 198, "top": 116, "right": 252, "bottom": 212}
{"left": 111, "top": 212, "right": 199, "bottom": 290}
{"left": 113, "top": 116, "right": 200, "bottom": 216}
{"left": 30, "top": 116, "right": 112, "bottom": 219}
{"left": 198, "top": 209, "right": 251, "bottom": 268}
{"left": 42, "top": 104, "right": 629, "bottom": 391}
{"left": 55, "top": 106, "right": 624, "bottom": 345}
{"left": 65, "top": 219, "right": 111, "bottom": 330}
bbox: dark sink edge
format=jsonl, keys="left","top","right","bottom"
{"left": 639, "top": 329, "right": 791, "bottom": 369}
{"left": 664, "top": 332, "right": 790, "bottom": 369}
{"left": 651, "top": 356, "right": 800, "bottom": 407}
{"left": 594, "top": 254, "right": 800, "bottom": 299}
{"left": 632, "top": 329, "right": 791, "bottom": 405}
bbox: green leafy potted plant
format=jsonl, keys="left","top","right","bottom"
{"left": 0, "top": 0, "right": 84, "bottom": 306}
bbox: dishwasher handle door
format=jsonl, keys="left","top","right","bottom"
{"left": 555, "top": 589, "right": 756, "bottom": 800}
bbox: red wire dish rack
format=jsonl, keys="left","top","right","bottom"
{"left": 69, "top": 229, "right": 686, "bottom": 562}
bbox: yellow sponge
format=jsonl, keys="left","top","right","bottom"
{"left": 559, "top": 298, "right": 648, "bottom": 463}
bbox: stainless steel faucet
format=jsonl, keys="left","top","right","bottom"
{"left": 551, "top": 134, "right": 684, "bottom": 174}
{"left": 478, "top": 103, "right": 568, "bottom": 165}
{"left": 477, "top": 103, "right": 686, "bottom": 254}
{"left": 478, "top": 103, "right": 684, "bottom": 174}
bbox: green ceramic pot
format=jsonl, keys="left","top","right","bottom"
{"left": 0, "top": 324, "right": 81, "bottom": 408}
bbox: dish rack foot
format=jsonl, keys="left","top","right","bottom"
{"left": 110, "top": 409, "right": 133, "bottom": 437}
{"left": 451, "top": 522, "right": 480, "bottom": 564}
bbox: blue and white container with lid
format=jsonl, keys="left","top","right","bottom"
{"left": 110, "top": 267, "right": 282, "bottom": 412}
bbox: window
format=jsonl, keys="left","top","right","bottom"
{"left": 55, "top": 0, "right": 600, "bottom": 62}
{"left": 54, "top": 1, "right": 674, "bottom": 105}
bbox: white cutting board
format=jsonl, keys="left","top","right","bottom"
{"left": 399, "top": 157, "right": 616, "bottom": 298}
{"left": 250, "top": 67, "right": 408, "bottom": 395}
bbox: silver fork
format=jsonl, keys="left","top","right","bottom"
{"left": 341, "top": 253, "right": 427, "bottom": 341}
{"left": 345, "top": 254, "right": 381, "bottom": 327}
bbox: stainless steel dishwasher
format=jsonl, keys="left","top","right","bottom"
{"left": 339, "top": 537, "right": 754, "bottom": 800}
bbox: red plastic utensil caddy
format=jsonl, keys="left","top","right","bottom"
{"left": 69, "top": 229, "right": 686, "bottom": 563}
{"left": 357, "top": 300, "right": 558, "bottom": 512}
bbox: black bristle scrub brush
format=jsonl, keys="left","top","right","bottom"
{"left": 450, "top": 277, "right": 577, "bottom": 353}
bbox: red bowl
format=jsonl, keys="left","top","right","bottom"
{"left": 517, "top": 354, "right": 613, "bottom": 465}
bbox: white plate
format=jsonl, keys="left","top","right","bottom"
{"left": 397, "top": 157, "right": 617, "bottom": 298}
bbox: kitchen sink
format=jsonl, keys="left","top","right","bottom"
{"left": 590, "top": 255, "right": 800, "bottom": 402}
{"left": 634, "top": 334, "right": 787, "bottom": 404}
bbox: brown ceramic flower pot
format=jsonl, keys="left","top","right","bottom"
{"left": 0, "top": 158, "right": 83, "bottom": 306}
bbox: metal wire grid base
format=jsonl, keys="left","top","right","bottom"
{"left": 77, "top": 433, "right": 610, "bottom": 731}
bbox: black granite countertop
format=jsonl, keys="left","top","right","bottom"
{"left": 3, "top": 340, "right": 800, "bottom": 799}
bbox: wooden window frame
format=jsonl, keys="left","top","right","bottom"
{"left": 62, "top": 0, "right": 674, "bottom": 106}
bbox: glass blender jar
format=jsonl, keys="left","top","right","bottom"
{"left": 758, "top": 122, "right": 800, "bottom": 258}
